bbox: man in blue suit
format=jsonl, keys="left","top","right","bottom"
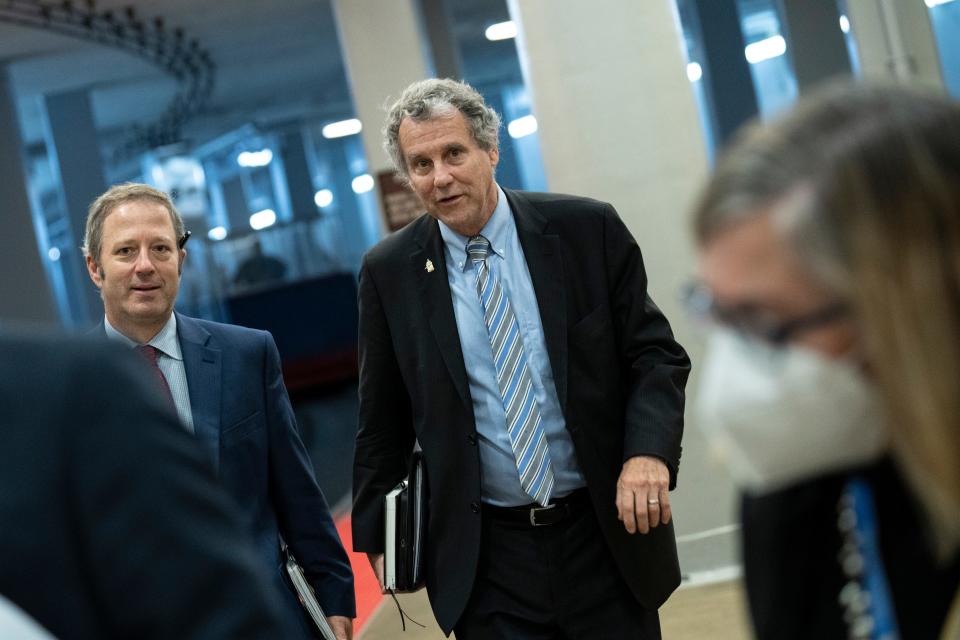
{"left": 82, "top": 182, "right": 355, "bottom": 639}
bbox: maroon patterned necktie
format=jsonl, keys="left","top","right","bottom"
{"left": 134, "top": 345, "right": 177, "bottom": 411}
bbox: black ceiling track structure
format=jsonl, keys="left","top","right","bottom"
{"left": 0, "top": 0, "right": 216, "bottom": 160}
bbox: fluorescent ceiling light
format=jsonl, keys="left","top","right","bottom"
{"left": 926, "top": 0, "right": 955, "bottom": 7}
{"left": 322, "top": 118, "right": 363, "bottom": 139}
{"left": 485, "top": 21, "right": 518, "bottom": 41}
{"left": 207, "top": 226, "right": 228, "bottom": 241}
{"left": 687, "top": 62, "right": 703, "bottom": 82}
{"left": 249, "top": 209, "right": 277, "bottom": 230}
{"left": 314, "top": 189, "right": 334, "bottom": 208}
{"left": 745, "top": 35, "right": 787, "bottom": 64}
{"left": 839, "top": 15, "right": 850, "bottom": 34}
{"left": 507, "top": 115, "right": 538, "bottom": 139}
{"left": 351, "top": 174, "right": 374, "bottom": 194}
{"left": 237, "top": 149, "right": 273, "bottom": 168}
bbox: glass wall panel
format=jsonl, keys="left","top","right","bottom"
{"left": 928, "top": 0, "right": 960, "bottom": 97}
{"left": 443, "top": 0, "right": 548, "bottom": 191}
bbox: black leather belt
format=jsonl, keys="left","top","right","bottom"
{"left": 482, "top": 488, "right": 590, "bottom": 527}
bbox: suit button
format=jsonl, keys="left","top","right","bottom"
{"left": 468, "top": 433, "right": 477, "bottom": 446}
{"left": 470, "top": 502, "right": 480, "bottom": 513}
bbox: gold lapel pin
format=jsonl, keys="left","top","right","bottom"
{"left": 425, "top": 259, "right": 435, "bottom": 273}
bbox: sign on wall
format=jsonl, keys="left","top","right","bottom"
{"left": 377, "top": 171, "right": 422, "bottom": 232}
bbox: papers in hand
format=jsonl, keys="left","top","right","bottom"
{"left": 283, "top": 544, "right": 337, "bottom": 640}
{"left": 383, "top": 481, "right": 406, "bottom": 590}
{"left": 383, "top": 451, "right": 426, "bottom": 592}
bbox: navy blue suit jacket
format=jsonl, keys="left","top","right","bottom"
{"left": 175, "top": 313, "right": 355, "bottom": 628}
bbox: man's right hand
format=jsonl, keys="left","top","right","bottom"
{"left": 367, "top": 553, "right": 385, "bottom": 592}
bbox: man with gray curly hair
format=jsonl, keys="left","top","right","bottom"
{"left": 382, "top": 78, "right": 502, "bottom": 185}
{"left": 353, "top": 78, "right": 690, "bottom": 638}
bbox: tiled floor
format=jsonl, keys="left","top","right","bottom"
{"left": 359, "top": 579, "right": 751, "bottom": 639}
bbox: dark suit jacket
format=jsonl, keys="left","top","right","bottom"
{"left": 353, "top": 189, "right": 691, "bottom": 633}
{"left": 173, "top": 313, "right": 355, "bottom": 627}
{"left": 0, "top": 332, "right": 298, "bottom": 639}
{"left": 742, "top": 459, "right": 960, "bottom": 639}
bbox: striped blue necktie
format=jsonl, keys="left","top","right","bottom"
{"left": 467, "top": 235, "right": 554, "bottom": 506}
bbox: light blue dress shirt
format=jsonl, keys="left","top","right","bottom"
{"left": 438, "top": 186, "right": 586, "bottom": 506}
{"left": 105, "top": 313, "right": 195, "bottom": 434}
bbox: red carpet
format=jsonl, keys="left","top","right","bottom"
{"left": 335, "top": 515, "right": 383, "bottom": 633}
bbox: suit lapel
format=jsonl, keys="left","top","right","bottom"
{"left": 176, "top": 313, "right": 222, "bottom": 473}
{"left": 506, "top": 189, "right": 569, "bottom": 412}
{"left": 411, "top": 218, "right": 472, "bottom": 409}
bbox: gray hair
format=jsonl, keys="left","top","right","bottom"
{"left": 84, "top": 183, "right": 185, "bottom": 266}
{"left": 692, "top": 81, "right": 960, "bottom": 295}
{"left": 383, "top": 78, "right": 501, "bottom": 179}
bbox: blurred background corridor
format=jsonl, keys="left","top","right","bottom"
{"left": 1, "top": 0, "right": 958, "bottom": 635}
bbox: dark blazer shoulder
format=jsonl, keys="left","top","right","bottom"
{"left": 504, "top": 189, "right": 621, "bottom": 246}
{"left": 363, "top": 213, "right": 435, "bottom": 270}
{"left": 507, "top": 188, "right": 609, "bottom": 213}
{"left": 177, "top": 313, "right": 268, "bottom": 346}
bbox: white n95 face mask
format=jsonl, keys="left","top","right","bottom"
{"left": 694, "top": 329, "right": 888, "bottom": 495}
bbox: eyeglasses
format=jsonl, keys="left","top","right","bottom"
{"left": 682, "top": 280, "right": 849, "bottom": 346}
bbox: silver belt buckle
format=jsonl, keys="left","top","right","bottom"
{"left": 529, "top": 503, "right": 556, "bottom": 527}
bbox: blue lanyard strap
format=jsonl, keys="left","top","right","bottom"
{"left": 837, "top": 477, "right": 900, "bottom": 640}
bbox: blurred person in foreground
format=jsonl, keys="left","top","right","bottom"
{"left": 352, "top": 78, "right": 690, "bottom": 638}
{"left": 0, "top": 332, "right": 298, "bottom": 638}
{"left": 81, "top": 183, "right": 355, "bottom": 639}
{"left": 691, "top": 82, "right": 960, "bottom": 639}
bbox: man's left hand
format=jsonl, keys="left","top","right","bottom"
{"left": 326, "top": 615, "right": 353, "bottom": 640}
{"left": 615, "top": 456, "right": 671, "bottom": 534}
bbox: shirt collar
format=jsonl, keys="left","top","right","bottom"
{"left": 437, "top": 185, "right": 513, "bottom": 272}
{"left": 104, "top": 313, "right": 183, "bottom": 361}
